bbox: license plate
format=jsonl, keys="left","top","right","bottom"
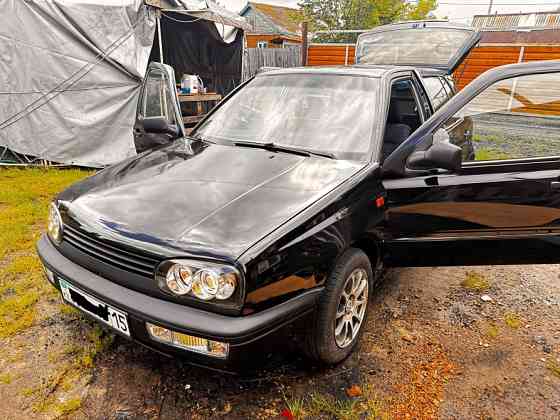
{"left": 59, "top": 279, "right": 130, "bottom": 337}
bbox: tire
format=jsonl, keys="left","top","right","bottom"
{"left": 304, "top": 248, "right": 374, "bottom": 365}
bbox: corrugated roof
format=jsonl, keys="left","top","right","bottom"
{"left": 246, "top": 2, "right": 301, "bottom": 35}
{"left": 473, "top": 12, "right": 560, "bottom": 31}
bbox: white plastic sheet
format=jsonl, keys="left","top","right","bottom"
{"left": 0, "top": 0, "right": 156, "bottom": 167}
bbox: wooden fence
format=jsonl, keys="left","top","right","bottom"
{"left": 455, "top": 45, "right": 560, "bottom": 90}
{"left": 306, "top": 43, "right": 560, "bottom": 91}
{"left": 242, "top": 47, "right": 302, "bottom": 81}
{"left": 307, "top": 44, "right": 356, "bottom": 66}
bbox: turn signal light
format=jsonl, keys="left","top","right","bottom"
{"left": 146, "top": 323, "right": 229, "bottom": 359}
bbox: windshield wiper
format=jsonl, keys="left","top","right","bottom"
{"left": 233, "top": 141, "right": 335, "bottom": 159}
{"left": 188, "top": 133, "right": 215, "bottom": 144}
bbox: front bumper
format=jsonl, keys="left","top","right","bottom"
{"left": 37, "top": 235, "right": 320, "bottom": 369}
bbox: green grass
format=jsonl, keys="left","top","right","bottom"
{"left": 0, "top": 168, "right": 92, "bottom": 338}
{"left": 472, "top": 133, "right": 506, "bottom": 145}
{"left": 475, "top": 147, "right": 512, "bottom": 161}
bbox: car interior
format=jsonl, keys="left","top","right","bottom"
{"left": 382, "top": 79, "right": 423, "bottom": 160}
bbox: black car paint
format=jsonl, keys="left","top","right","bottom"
{"left": 38, "top": 60, "right": 560, "bottom": 367}
{"left": 383, "top": 60, "right": 560, "bottom": 266}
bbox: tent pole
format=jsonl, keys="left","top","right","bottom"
{"left": 157, "top": 11, "right": 164, "bottom": 64}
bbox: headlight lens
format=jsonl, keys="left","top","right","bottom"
{"left": 216, "top": 273, "right": 237, "bottom": 300}
{"left": 166, "top": 265, "right": 192, "bottom": 295}
{"left": 192, "top": 269, "right": 219, "bottom": 300}
{"left": 156, "top": 260, "right": 241, "bottom": 304}
{"left": 47, "top": 203, "right": 62, "bottom": 244}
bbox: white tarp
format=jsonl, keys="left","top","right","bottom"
{"left": 0, "top": 0, "right": 156, "bottom": 167}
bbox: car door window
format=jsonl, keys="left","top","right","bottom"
{"left": 443, "top": 72, "right": 560, "bottom": 162}
{"left": 382, "top": 78, "right": 423, "bottom": 160}
{"left": 423, "top": 77, "right": 448, "bottom": 111}
{"left": 141, "top": 68, "right": 177, "bottom": 125}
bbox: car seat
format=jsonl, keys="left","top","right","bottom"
{"left": 382, "top": 101, "right": 412, "bottom": 160}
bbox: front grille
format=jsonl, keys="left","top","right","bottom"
{"left": 62, "top": 224, "right": 159, "bottom": 277}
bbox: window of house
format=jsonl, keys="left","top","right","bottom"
{"left": 257, "top": 41, "right": 268, "bottom": 48}
{"left": 443, "top": 72, "right": 560, "bottom": 162}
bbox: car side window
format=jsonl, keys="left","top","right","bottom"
{"left": 141, "top": 68, "right": 177, "bottom": 125}
{"left": 423, "top": 77, "right": 448, "bottom": 111}
{"left": 443, "top": 72, "right": 560, "bottom": 162}
{"left": 382, "top": 78, "right": 423, "bottom": 161}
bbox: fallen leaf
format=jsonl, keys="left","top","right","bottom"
{"left": 223, "top": 402, "right": 232, "bottom": 414}
{"left": 280, "top": 408, "right": 294, "bottom": 420}
{"left": 346, "top": 384, "right": 363, "bottom": 397}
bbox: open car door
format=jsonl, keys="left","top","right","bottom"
{"left": 356, "top": 21, "right": 480, "bottom": 74}
{"left": 380, "top": 60, "right": 560, "bottom": 267}
{"left": 134, "top": 62, "right": 184, "bottom": 154}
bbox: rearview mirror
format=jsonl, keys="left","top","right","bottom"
{"left": 406, "top": 139, "right": 462, "bottom": 172}
{"left": 143, "top": 117, "right": 179, "bottom": 137}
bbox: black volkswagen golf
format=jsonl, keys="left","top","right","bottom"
{"left": 38, "top": 21, "right": 560, "bottom": 369}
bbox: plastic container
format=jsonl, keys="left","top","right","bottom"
{"left": 180, "top": 74, "right": 191, "bottom": 94}
{"left": 180, "top": 75, "right": 204, "bottom": 95}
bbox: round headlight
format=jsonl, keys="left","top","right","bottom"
{"left": 216, "top": 273, "right": 237, "bottom": 300}
{"left": 191, "top": 269, "right": 219, "bottom": 300}
{"left": 166, "top": 264, "right": 192, "bottom": 295}
{"left": 47, "top": 203, "right": 62, "bottom": 244}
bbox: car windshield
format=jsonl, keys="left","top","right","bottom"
{"left": 192, "top": 74, "right": 378, "bottom": 161}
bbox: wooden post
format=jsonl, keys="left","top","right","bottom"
{"left": 301, "top": 22, "right": 308, "bottom": 66}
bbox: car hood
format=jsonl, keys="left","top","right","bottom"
{"left": 59, "top": 140, "right": 365, "bottom": 261}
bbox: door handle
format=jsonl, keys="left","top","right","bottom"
{"left": 551, "top": 181, "right": 560, "bottom": 190}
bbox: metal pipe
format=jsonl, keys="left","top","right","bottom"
{"left": 157, "top": 11, "right": 164, "bottom": 64}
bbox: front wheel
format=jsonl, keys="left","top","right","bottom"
{"left": 304, "top": 248, "right": 373, "bottom": 364}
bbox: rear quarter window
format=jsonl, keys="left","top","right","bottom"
{"left": 422, "top": 77, "right": 449, "bottom": 111}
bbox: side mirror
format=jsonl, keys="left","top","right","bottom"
{"left": 407, "top": 139, "right": 462, "bottom": 172}
{"left": 143, "top": 117, "right": 179, "bottom": 137}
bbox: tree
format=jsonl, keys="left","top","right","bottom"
{"left": 294, "top": 0, "right": 438, "bottom": 42}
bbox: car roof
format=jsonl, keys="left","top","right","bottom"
{"left": 256, "top": 64, "right": 446, "bottom": 78}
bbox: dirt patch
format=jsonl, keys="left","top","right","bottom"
{"left": 2, "top": 264, "right": 554, "bottom": 420}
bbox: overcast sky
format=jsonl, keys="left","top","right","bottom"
{"left": 222, "top": 0, "right": 560, "bottom": 24}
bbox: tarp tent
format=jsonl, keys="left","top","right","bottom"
{"left": 0, "top": 0, "right": 248, "bottom": 167}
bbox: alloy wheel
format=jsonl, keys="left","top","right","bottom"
{"left": 334, "top": 268, "right": 369, "bottom": 348}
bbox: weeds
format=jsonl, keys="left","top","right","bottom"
{"left": 486, "top": 323, "right": 500, "bottom": 339}
{"left": 461, "top": 271, "right": 490, "bottom": 292}
{"left": 0, "top": 373, "right": 12, "bottom": 384}
{"left": 282, "top": 384, "right": 386, "bottom": 420}
{"left": 504, "top": 312, "right": 522, "bottom": 329}
{"left": 546, "top": 359, "right": 560, "bottom": 379}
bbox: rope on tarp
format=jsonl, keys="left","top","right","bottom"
{"left": 0, "top": 19, "right": 142, "bottom": 133}
{"left": 161, "top": 11, "right": 204, "bottom": 23}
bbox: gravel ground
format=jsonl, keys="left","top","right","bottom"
{"left": 2, "top": 263, "right": 558, "bottom": 420}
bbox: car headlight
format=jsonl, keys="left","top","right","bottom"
{"left": 156, "top": 260, "right": 242, "bottom": 304}
{"left": 47, "top": 203, "right": 63, "bottom": 244}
